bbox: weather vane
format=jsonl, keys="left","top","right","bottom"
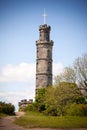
{"left": 42, "top": 8, "right": 47, "bottom": 24}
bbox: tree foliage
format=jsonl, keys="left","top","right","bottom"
{"left": 44, "top": 82, "right": 82, "bottom": 116}
{"left": 65, "top": 103, "right": 87, "bottom": 116}
{"left": 25, "top": 83, "right": 86, "bottom": 116}
{"left": 34, "top": 88, "right": 46, "bottom": 112}
{"left": 33, "top": 83, "right": 83, "bottom": 116}
{"left": 74, "top": 54, "right": 87, "bottom": 92}
{"left": 55, "top": 54, "right": 87, "bottom": 96}
{"left": 55, "top": 66, "right": 76, "bottom": 86}
{"left": 0, "top": 101, "right": 15, "bottom": 115}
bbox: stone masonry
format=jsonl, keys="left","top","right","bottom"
{"left": 36, "top": 24, "right": 54, "bottom": 92}
{"left": 18, "top": 99, "right": 33, "bottom": 111}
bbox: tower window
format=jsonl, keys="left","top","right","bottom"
{"left": 46, "top": 34, "right": 49, "bottom": 41}
{"left": 47, "top": 50, "right": 50, "bottom": 58}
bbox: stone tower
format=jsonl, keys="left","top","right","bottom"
{"left": 36, "top": 24, "right": 53, "bottom": 92}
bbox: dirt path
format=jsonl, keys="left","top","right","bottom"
{"left": 0, "top": 112, "right": 87, "bottom": 130}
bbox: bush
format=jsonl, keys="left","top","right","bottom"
{"left": 35, "top": 88, "right": 46, "bottom": 112}
{"left": 44, "top": 105, "right": 57, "bottom": 116}
{"left": 65, "top": 103, "right": 87, "bottom": 116}
{"left": 73, "top": 96, "right": 87, "bottom": 104}
{"left": 81, "top": 104, "right": 87, "bottom": 116}
{"left": 0, "top": 101, "right": 15, "bottom": 115}
{"left": 24, "top": 104, "right": 35, "bottom": 112}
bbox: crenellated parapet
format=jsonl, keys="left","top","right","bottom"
{"left": 18, "top": 99, "right": 33, "bottom": 111}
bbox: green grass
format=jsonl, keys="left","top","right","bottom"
{"left": 15, "top": 111, "right": 87, "bottom": 128}
{"left": 0, "top": 113, "right": 8, "bottom": 117}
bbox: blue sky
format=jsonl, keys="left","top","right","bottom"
{"left": 0, "top": 0, "right": 87, "bottom": 111}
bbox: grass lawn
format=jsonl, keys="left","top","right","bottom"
{"left": 0, "top": 113, "right": 8, "bottom": 117}
{"left": 15, "top": 111, "right": 87, "bottom": 128}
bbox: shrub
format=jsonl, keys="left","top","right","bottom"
{"left": 81, "top": 104, "right": 87, "bottom": 116}
{"left": 44, "top": 105, "right": 57, "bottom": 116}
{"left": 35, "top": 88, "right": 46, "bottom": 112}
{"left": 73, "top": 96, "right": 87, "bottom": 104}
{"left": 65, "top": 103, "right": 87, "bottom": 116}
{"left": 0, "top": 101, "right": 15, "bottom": 115}
{"left": 24, "top": 104, "right": 35, "bottom": 112}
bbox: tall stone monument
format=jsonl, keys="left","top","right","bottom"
{"left": 36, "top": 12, "right": 54, "bottom": 93}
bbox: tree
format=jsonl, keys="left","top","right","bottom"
{"left": 74, "top": 54, "right": 87, "bottom": 92}
{"left": 44, "top": 86, "right": 58, "bottom": 116}
{"left": 0, "top": 101, "right": 15, "bottom": 115}
{"left": 35, "top": 88, "right": 46, "bottom": 112}
{"left": 44, "top": 83, "right": 81, "bottom": 116}
{"left": 55, "top": 66, "right": 76, "bottom": 85}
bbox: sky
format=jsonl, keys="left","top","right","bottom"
{"left": 0, "top": 0, "right": 87, "bottom": 111}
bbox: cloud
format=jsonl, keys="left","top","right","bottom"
{"left": 0, "top": 63, "right": 35, "bottom": 82}
{"left": 0, "top": 62, "right": 63, "bottom": 82}
{"left": 53, "top": 62, "right": 64, "bottom": 76}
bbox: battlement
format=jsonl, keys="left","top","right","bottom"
{"left": 18, "top": 99, "right": 33, "bottom": 111}
{"left": 39, "top": 24, "right": 51, "bottom": 31}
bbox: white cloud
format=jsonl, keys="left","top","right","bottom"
{"left": 0, "top": 63, "right": 36, "bottom": 82}
{"left": 53, "top": 62, "right": 64, "bottom": 76}
{"left": 0, "top": 62, "right": 63, "bottom": 82}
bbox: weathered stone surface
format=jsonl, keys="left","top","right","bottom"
{"left": 18, "top": 99, "right": 33, "bottom": 111}
{"left": 36, "top": 24, "right": 54, "bottom": 92}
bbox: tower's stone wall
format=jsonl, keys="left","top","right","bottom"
{"left": 36, "top": 24, "right": 53, "bottom": 92}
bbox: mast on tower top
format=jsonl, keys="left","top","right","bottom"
{"left": 42, "top": 9, "right": 47, "bottom": 24}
